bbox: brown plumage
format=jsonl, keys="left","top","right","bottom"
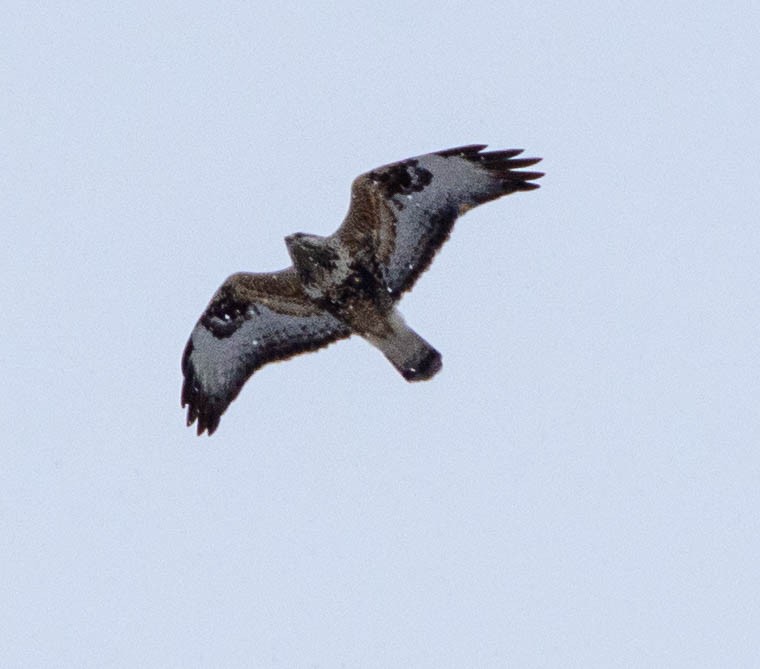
{"left": 182, "top": 144, "right": 543, "bottom": 435}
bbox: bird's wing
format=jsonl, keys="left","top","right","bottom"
{"left": 181, "top": 269, "right": 350, "bottom": 435}
{"left": 336, "top": 145, "right": 542, "bottom": 298}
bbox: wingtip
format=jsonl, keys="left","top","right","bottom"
{"left": 182, "top": 392, "right": 218, "bottom": 436}
{"left": 505, "top": 157, "right": 542, "bottom": 169}
{"left": 192, "top": 408, "right": 220, "bottom": 436}
{"left": 514, "top": 170, "right": 545, "bottom": 181}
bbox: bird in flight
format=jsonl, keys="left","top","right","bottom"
{"left": 182, "top": 144, "right": 543, "bottom": 435}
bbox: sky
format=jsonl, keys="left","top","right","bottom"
{"left": 2, "top": 2, "right": 759, "bottom": 667}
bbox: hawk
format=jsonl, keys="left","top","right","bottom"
{"left": 182, "top": 144, "right": 543, "bottom": 435}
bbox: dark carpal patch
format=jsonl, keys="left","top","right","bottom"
{"left": 370, "top": 159, "right": 433, "bottom": 199}
{"left": 184, "top": 300, "right": 352, "bottom": 435}
{"left": 200, "top": 291, "right": 252, "bottom": 338}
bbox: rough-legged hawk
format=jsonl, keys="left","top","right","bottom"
{"left": 182, "top": 144, "right": 543, "bottom": 434}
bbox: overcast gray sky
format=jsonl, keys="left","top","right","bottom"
{"left": 3, "top": 2, "right": 759, "bottom": 667}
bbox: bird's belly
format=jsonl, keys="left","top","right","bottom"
{"left": 319, "top": 291, "right": 393, "bottom": 338}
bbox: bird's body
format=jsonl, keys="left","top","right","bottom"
{"left": 182, "top": 144, "right": 543, "bottom": 434}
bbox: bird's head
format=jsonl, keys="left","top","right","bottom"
{"left": 285, "top": 232, "right": 322, "bottom": 252}
{"left": 284, "top": 233, "right": 339, "bottom": 285}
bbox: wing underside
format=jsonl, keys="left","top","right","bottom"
{"left": 181, "top": 271, "right": 350, "bottom": 435}
{"left": 338, "top": 144, "right": 543, "bottom": 297}
{"left": 181, "top": 145, "right": 542, "bottom": 435}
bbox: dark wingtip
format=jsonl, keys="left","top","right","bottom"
{"left": 454, "top": 147, "right": 544, "bottom": 189}
{"left": 189, "top": 402, "right": 220, "bottom": 436}
{"left": 184, "top": 409, "right": 218, "bottom": 436}
{"left": 498, "top": 155, "right": 544, "bottom": 190}
{"left": 511, "top": 170, "right": 545, "bottom": 182}
{"left": 182, "top": 369, "right": 222, "bottom": 436}
{"left": 504, "top": 157, "right": 542, "bottom": 169}
{"left": 201, "top": 414, "right": 219, "bottom": 436}
{"left": 433, "top": 146, "right": 545, "bottom": 190}
{"left": 479, "top": 148, "right": 524, "bottom": 160}
{"left": 513, "top": 180, "right": 542, "bottom": 191}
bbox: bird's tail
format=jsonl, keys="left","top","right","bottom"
{"left": 366, "top": 311, "right": 442, "bottom": 382}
